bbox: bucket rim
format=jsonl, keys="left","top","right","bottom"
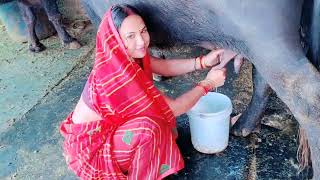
{"left": 188, "top": 92, "right": 232, "bottom": 117}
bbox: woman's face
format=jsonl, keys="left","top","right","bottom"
{"left": 119, "top": 15, "right": 150, "bottom": 58}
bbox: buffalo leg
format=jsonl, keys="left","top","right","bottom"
{"left": 42, "top": 0, "right": 81, "bottom": 49}
{"left": 80, "top": 0, "right": 101, "bottom": 29}
{"left": 232, "top": 66, "right": 272, "bottom": 137}
{"left": 18, "top": 1, "right": 46, "bottom": 52}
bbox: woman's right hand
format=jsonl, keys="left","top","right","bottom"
{"left": 205, "top": 67, "right": 227, "bottom": 88}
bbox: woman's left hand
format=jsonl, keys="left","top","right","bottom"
{"left": 204, "top": 49, "right": 238, "bottom": 69}
{"left": 202, "top": 49, "right": 225, "bottom": 67}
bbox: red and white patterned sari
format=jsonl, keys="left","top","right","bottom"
{"left": 60, "top": 7, "right": 184, "bottom": 180}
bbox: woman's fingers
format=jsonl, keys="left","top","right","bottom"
{"left": 205, "top": 49, "right": 225, "bottom": 67}
{"left": 211, "top": 50, "right": 238, "bottom": 70}
{"left": 212, "top": 48, "right": 225, "bottom": 56}
{"left": 221, "top": 67, "right": 227, "bottom": 73}
{"left": 222, "top": 50, "right": 238, "bottom": 61}
{"left": 211, "top": 62, "right": 227, "bottom": 70}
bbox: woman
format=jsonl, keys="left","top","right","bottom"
{"left": 60, "top": 4, "right": 236, "bottom": 179}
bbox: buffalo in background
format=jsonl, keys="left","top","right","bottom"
{"left": 0, "top": 0, "right": 81, "bottom": 52}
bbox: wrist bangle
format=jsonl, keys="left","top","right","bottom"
{"left": 198, "top": 79, "right": 215, "bottom": 92}
{"left": 196, "top": 81, "right": 212, "bottom": 95}
{"left": 196, "top": 85, "right": 208, "bottom": 95}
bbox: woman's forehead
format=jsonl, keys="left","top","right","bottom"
{"left": 120, "top": 15, "right": 146, "bottom": 33}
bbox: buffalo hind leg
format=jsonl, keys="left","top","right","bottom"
{"left": 42, "top": 0, "right": 81, "bottom": 49}
{"left": 232, "top": 66, "right": 272, "bottom": 137}
{"left": 18, "top": 1, "right": 46, "bottom": 52}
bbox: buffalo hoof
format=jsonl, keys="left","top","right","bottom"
{"left": 29, "top": 43, "right": 46, "bottom": 53}
{"left": 231, "top": 118, "right": 261, "bottom": 137}
{"left": 64, "top": 40, "right": 81, "bottom": 50}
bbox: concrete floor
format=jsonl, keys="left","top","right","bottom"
{"left": 0, "top": 22, "right": 312, "bottom": 179}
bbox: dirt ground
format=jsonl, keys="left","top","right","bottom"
{"left": 0, "top": 20, "right": 93, "bottom": 134}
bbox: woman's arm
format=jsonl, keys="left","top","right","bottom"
{"left": 150, "top": 56, "right": 200, "bottom": 77}
{"left": 162, "top": 68, "right": 227, "bottom": 117}
{"left": 162, "top": 86, "right": 207, "bottom": 117}
{"left": 150, "top": 49, "right": 226, "bottom": 77}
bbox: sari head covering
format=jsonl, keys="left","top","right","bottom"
{"left": 60, "top": 6, "right": 182, "bottom": 179}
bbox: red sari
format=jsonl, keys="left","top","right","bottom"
{"left": 60, "top": 7, "right": 184, "bottom": 179}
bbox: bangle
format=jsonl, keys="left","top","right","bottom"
{"left": 196, "top": 79, "right": 214, "bottom": 95}
{"left": 197, "top": 79, "right": 215, "bottom": 95}
{"left": 196, "top": 84, "right": 208, "bottom": 95}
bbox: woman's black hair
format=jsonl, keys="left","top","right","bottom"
{"left": 111, "top": 4, "right": 142, "bottom": 30}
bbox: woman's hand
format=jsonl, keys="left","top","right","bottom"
{"left": 204, "top": 67, "right": 227, "bottom": 89}
{"left": 210, "top": 49, "right": 238, "bottom": 70}
{"left": 202, "top": 49, "right": 225, "bottom": 67}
